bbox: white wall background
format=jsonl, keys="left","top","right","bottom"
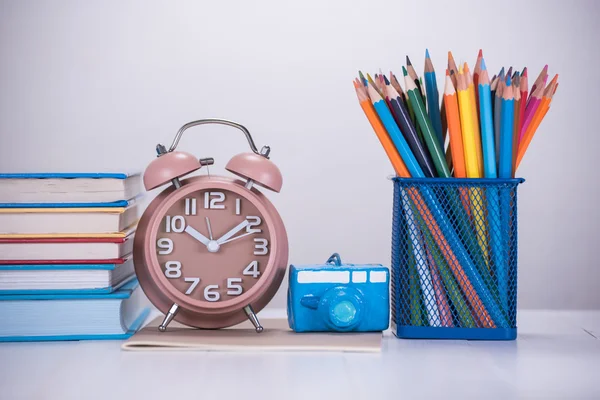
{"left": 1, "top": 0, "right": 598, "bottom": 310}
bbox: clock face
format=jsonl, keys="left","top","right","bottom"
{"left": 154, "top": 189, "right": 271, "bottom": 304}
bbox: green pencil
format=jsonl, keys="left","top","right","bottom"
{"left": 403, "top": 67, "right": 451, "bottom": 177}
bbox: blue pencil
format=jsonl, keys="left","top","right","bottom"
{"left": 367, "top": 83, "right": 424, "bottom": 178}
{"left": 424, "top": 49, "right": 444, "bottom": 148}
{"left": 479, "top": 60, "right": 507, "bottom": 312}
{"left": 499, "top": 75, "right": 515, "bottom": 178}
{"left": 497, "top": 75, "right": 515, "bottom": 313}
{"left": 478, "top": 59, "right": 497, "bottom": 178}
{"left": 494, "top": 68, "right": 505, "bottom": 170}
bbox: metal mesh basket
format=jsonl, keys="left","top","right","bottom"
{"left": 391, "top": 177, "right": 525, "bottom": 340}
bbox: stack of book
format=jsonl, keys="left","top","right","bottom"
{"left": 0, "top": 172, "right": 150, "bottom": 342}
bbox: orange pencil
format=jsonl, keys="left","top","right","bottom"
{"left": 515, "top": 75, "right": 558, "bottom": 169}
{"left": 444, "top": 70, "right": 471, "bottom": 218}
{"left": 443, "top": 70, "right": 467, "bottom": 178}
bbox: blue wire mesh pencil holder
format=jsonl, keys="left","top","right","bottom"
{"left": 391, "top": 177, "right": 525, "bottom": 340}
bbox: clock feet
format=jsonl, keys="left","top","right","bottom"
{"left": 243, "top": 305, "right": 264, "bottom": 333}
{"left": 158, "top": 303, "right": 180, "bottom": 332}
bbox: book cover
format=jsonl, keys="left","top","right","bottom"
{"left": 0, "top": 279, "right": 151, "bottom": 342}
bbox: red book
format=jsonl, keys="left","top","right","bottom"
{"left": 0, "top": 235, "right": 134, "bottom": 264}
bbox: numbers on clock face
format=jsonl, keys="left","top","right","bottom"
{"left": 155, "top": 189, "right": 271, "bottom": 303}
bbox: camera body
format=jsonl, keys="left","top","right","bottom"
{"left": 287, "top": 257, "right": 389, "bottom": 333}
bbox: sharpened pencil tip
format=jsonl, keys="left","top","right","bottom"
{"left": 402, "top": 66, "right": 408, "bottom": 76}
{"left": 543, "top": 64, "right": 548, "bottom": 71}
{"left": 406, "top": 56, "right": 412, "bottom": 66}
{"left": 425, "top": 49, "right": 430, "bottom": 59}
{"left": 506, "top": 74, "right": 511, "bottom": 86}
{"left": 481, "top": 58, "right": 487, "bottom": 71}
{"left": 478, "top": 49, "right": 483, "bottom": 58}
{"left": 383, "top": 75, "right": 390, "bottom": 85}
{"left": 499, "top": 67, "right": 505, "bottom": 78}
{"left": 522, "top": 67, "right": 528, "bottom": 77}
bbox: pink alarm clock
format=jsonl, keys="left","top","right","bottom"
{"left": 134, "top": 119, "right": 288, "bottom": 333}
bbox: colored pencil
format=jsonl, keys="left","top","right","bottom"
{"left": 497, "top": 75, "right": 515, "bottom": 313}
{"left": 385, "top": 81, "right": 437, "bottom": 177}
{"left": 443, "top": 71, "right": 467, "bottom": 178}
{"left": 516, "top": 75, "right": 558, "bottom": 169}
{"left": 358, "top": 71, "right": 368, "bottom": 87}
{"left": 529, "top": 65, "right": 548, "bottom": 103}
{"left": 424, "top": 49, "right": 444, "bottom": 148}
{"left": 517, "top": 68, "right": 529, "bottom": 146}
{"left": 456, "top": 68, "right": 481, "bottom": 177}
{"left": 353, "top": 80, "right": 408, "bottom": 176}
{"left": 406, "top": 56, "right": 424, "bottom": 99}
{"left": 464, "top": 62, "right": 484, "bottom": 173}
{"left": 512, "top": 73, "right": 521, "bottom": 176}
{"left": 520, "top": 74, "right": 545, "bottom": 142}
{"left": 448, "top": 51, "right": 459, "bottom": 87}
{"left": 443, "top": 69, "right": 474, "bottom": 248}
{"left": 478, "top": 59, "right": 497, "bottom": 178}
{"left": 367, "top": 73, "right": 385, "bottom": 98}
{"left": 494, "top": 70, "right": 505, "bottom": 170}
{"left": 506, "top": 66, "right": 513, "bottom": 80}
{"left": 477, "top": 59, "right": 506, "bottom": 312}
{"left": 499, "top": 75, "right": 515, "bottom": 178}
{"left": 403, "top": 67, "right": 451, "bottom": 177}
{"left": 390, "top": 72, "right": 406, "bottom": 104}
{"left": 457, "top": 66, "right": 490, "bottom": 272}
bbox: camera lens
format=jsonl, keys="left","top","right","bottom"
{"left": 331, "top": 300, "right": 357, "bottom": 325}
{"left": 322, "top": 287, "right": 363, "bottom": 330}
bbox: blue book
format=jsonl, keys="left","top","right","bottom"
{"left": 0, "top": 172, "right": 142, "bottom": 206}
{"left": 0, "top": 257, "right": 135, "bottom": 294}
{"left": 0, "top": 279, "right": 150, "bottom": 342}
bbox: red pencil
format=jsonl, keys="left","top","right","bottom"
{"left": 517, "top": 68, "right": 528, "bottom": 147}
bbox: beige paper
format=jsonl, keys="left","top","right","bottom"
{"left": 122, "top": 317, "right": 381, "bottom": 353}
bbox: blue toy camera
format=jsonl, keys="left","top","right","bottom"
{"left": 287, "top": 253, "right": 390, "bottom": 333}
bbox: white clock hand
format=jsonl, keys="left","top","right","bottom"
{"left": 219, "top": 231, "right": 255, "bottom": 245}
{"left": 184, "top": 225, "right": 211, "bottom": 246}
{"left": 216, "top": 220, "right": 249, "bottom": 244}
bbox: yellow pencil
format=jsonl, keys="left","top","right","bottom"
{"left": 464, "top": 62, "right": 484, "bottom": 173}
{"left": 456, "top": 67, "right": 489, "bottom": 269}
{"left": 456, "top": 68, "right": 480, "bottom": 177}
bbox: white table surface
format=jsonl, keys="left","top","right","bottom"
{"left": 1, "top": 310, "right": 599, "bottom": 400}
